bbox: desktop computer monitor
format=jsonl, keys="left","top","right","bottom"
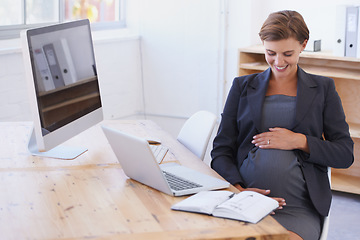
{"left": 21, "top": 19, "right": 103, "bottom": 159}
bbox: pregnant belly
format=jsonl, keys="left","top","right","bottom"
{"left": 239, "top": 147, "right": 305, "bottom": 198}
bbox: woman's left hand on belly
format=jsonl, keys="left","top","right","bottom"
{"left": 252, "top": 127, "right": 309, "bottom": 153}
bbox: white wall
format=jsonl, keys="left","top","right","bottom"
{"left": 93, "top": 37, "right": 143, "bottom": 119}
{"left": 242, "top": 0, "right": 360, "bottom": 48}
{"left": 0, "top": 50, "right": 31, "bottom": 121}
{"left": 136, "top": 0, "right": 222, "bottom": 119}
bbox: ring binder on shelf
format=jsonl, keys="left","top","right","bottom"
{"left": 357, "top": 7, "right": 360, "bottom": 58}
{"left": 334, "top": 5, "right": 347, "bottom": 57}
{"left": 43, "top": 43, "right": 65, "bottom": 88}
{"left": 33, "top": 48, "right": 55, "bottom": 92}
{"left": 53, "top": 39, "right": 78, "bottom": 85}
{"left": 345, "top": 6, "right": 359, "bottom": 58}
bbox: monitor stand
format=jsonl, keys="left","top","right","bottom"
{"left": 28, "top": 128, "right": 87, "bottom": 160}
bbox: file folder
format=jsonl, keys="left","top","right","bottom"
{"left": 43, "top": 43, "right": 65, "bottom": 88}
{"left": 357, "top": 7, "right": 360, "bottom": 58}
{"left": 345, "top": 6, "right": 359, "bottom": 57}
{"left": 33, "top": 48, "right": 55, "bottom": 92}
{"left": 53, "top": 39, "right": 78, "bottom": 85}
{"left": 334, "top": 5, "right": 347, "bottom": 57}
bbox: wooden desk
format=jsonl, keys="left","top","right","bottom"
{"left": 0, "top": 120, "right": 289, "bottom": 240}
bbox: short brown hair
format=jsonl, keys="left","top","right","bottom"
{"left": 259, "top": 10, "right": 309, "bottom": 44}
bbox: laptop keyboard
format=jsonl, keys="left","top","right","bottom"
{"left": 150, "top": 144, "right": 169, "bottom": 163}
{"left": 163, "top": 170, "right": 202, "bottom": 191}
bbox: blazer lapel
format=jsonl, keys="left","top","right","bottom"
{"left": 292, "top": 67, "right": 318, "bottom": 130}
{"left": 247, "top": 68, "right": 271, "bottom": 132}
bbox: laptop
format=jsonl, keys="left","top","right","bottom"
{"left": 101, "top": 125, "right": 229, "bottom": 196}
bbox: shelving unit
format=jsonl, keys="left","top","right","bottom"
{"left": 238, "top": 45, "right": 360, "bottom": 194}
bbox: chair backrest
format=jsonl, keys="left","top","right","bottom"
{"left": 177, "top": 111, "right": 217, "bottom": 160}
{"left": 319, "top": 167, "right": 331, "bottom": 240}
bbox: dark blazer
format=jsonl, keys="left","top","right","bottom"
{"left": 211, "top": 67, "right": 354, "bottom": 217}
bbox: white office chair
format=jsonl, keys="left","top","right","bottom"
{"left": 319, "top": 167, "right": 331, "bottom": 240}
{"left": 177, "top": 110, "right": 217, "bottom": 160}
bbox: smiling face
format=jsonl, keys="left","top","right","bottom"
{"left": 263, "top": 37, "right": 307, "bottom": 81}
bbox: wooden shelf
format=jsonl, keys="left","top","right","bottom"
{"left": 349, "top": 123, "right": 360, "bottom": 138}
{"left": 37, "top": 76, "right": 101, "bottom": 131}
{"left": 42, "top": 92, "right": 100, "bottom": 113}
{"left": 238, "top": 46, "right": 360, "bottom": 194}
{"left": 240, "top": 62, "right": 360, "bottom": 82}
{"left": 239, "top": 62, "right": 268, "bottom": 71}
{"left": 38, "top": 76, "right": 97, "bottom": 97}
{"left": 331, "top": 172, "right": 360, "bottom": 195}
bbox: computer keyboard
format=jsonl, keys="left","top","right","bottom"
{"left": 162, "top": 170, "right": 202, "bottom": 191}
{"left": 150, "top": 144, "right": 169, "bottom": 163}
